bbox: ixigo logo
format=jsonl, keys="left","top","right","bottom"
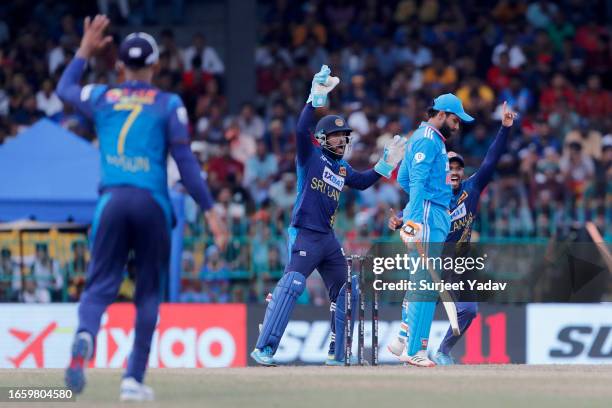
{"left": 94, "top": 304, "right": 246, "bottom": 368}
{"left": 94, "top": 325, "right": 237, "bottom": 368}
{"left": 7, "top": 322, "right": 57, "bottom": 368}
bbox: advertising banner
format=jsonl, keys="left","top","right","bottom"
{"left": 527, "top": 304, "right": 612, "bottom": 364}
{"left": 0, "top": 303, "right": 247, "bottom": 368}
{"left": 247, "top": 304, "right": 526, "bottom": 365}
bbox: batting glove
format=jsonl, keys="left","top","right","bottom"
{"left": 400, "top": 220, "right": 423, "bottom": 246}
{"left": 307, "top": 65, "right": 340, "bottom": 107}
{"left": 374, "top": 135, "right": 407, "bottom": 178}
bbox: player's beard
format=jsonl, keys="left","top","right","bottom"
{"left": 440, "top": 121, "right": 453, "bottom": 139}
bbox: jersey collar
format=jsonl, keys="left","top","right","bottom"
{"left": 419, "top": 122, "right": 446, "bottom": 142}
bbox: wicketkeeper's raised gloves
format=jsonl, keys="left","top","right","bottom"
{"left": 374, "top": 134, "right": 407, "bottom": 178}
{"left": 307, "top": 65, "right": 340, "bottom": 107}
{"left": 400, "top": 220, "right": 423, "bottom": 246}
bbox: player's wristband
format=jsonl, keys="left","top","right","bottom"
{"left": 307, "top": 93, "right": 327, "bottom": 107}
{"left": 374, "top": 159, "right": 394, "bottom": 178}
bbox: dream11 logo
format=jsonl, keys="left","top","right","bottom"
{"left": 92, "top": 304, "right": 247, "bottom": 368}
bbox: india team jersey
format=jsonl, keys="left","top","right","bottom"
{"left": 397, "top": 122, "right": 452, "bottom": 223}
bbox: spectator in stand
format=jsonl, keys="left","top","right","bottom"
{"left": 237, "top": 102, "right": 265, "bottom": 140}
{"left": 0, "top": 248, "right": 21, "bottom": 301}
{"left": 65, "top": 241, "right": 88, "bottom": 301}
{"left": 546, "top": 11, "right": 574, "bottom": 52}
{"left": 492, "top": 30, "right": 527, "bottom": 69}
{"left": 30, "top": 242, "right": 63, "bottom": 301}
{"left": 182, "top": 33, "right": 225, "bottom": 75}
{"left": 48, "top": 34, "right": 77, "bottom": 75}
{"left": 539, "top": 74, "right": 576, "bottom": 116}
{"left": 182, "top": 56, "right": 212, "bottom": 99}
{"left": 158, "top": 29, "right": 183, "bottom": 72}
{"left": 565, "top": 125, "right": 603, "bottom": 161}
{"left": 199, "top": 245, "right": 230, "bottom": 303}
{"left": 487, "top": 51, "right": 518, "bottom": 92}
{"left": 560, "top": 141, "right": 595, "bottom": 200}
{"left": 422, "top": 55, "right": 457, "bottom": 91}
{"left": 21, "top": 276, "right": 51, "bottom": 303}
{"left": 396, "top": 32, "right": 433, "bottom": 68}
{"left": 526, "top": 0, "right": 558, "bottom": 29}
{"left": 36, "top": 79, "right": 63, "bottom": 117}
{"left": 269, "top": 172, "right": 297, "bottom": 211}
{"left": 578, "top": 74, "right": 612, "bottom": 124}
{"left": 499, "top": 76, "right": 532, "bottom": 114}
{"left": 244, "top": 139, "right": 278, "bottom": 204}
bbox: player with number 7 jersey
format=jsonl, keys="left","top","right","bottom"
{"left": 55, "top": 15, "right": 227, "bottom": 401}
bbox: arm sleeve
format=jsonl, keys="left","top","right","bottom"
{"left": 56, "top": 57, "right": 98, "bottom": 118}
{"left": 344, "top": 167, "right": 382, "bottom": 190}
{"left": 167, "top": 94, "right": 214, "bottom": 211}
{"left": 405, "top": 138, "right": 437, "bottom": 224}
{"left": 295, "top": 103, "right": 316, "bottom": 165}
{"left": 470, "top": 125, "right": 510, "bottom": 192}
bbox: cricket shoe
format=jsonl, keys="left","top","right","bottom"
{"left": 431, "top": 351, "right": 455, "bottom": 366}
{"left": 250, "top": 346, "right": 277, "bottom": 366}
{"left": 387, "top": 336, "right": 406, "bottom": 358}
{"left": 119, "top": 377, "right": 155, "bottom": 402}
{"left": 65, "top": 332, "right": 93, "bottom": 393}
{"left": 400, "top": 350, "right": 436, "bottom": 367}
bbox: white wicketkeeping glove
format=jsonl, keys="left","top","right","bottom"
{"left": 307, "top": 65, "right": 340, "bottom": 107}
{"left": 374, "top": 135, "right": 407, "bottom": 178}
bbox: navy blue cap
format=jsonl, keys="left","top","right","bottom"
{"left": 315, "top": 115, "right": 352, "bottom": 136}
{"left": 447, "top": 151, "right": 465, "bottom": 167}
{"left": 119, "top": 32, "right": 159, "bottom": 68}
{"left": 433, "top": 93, "right": 474, "bottom": 122}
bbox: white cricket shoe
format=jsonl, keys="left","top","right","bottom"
{"left": 387, "top": 336, "right": 406, "bottom": 357}
{"left": 120, "top": 377, "right": 155, "bottom": 402}
{"left": 399, "top": 350, "right": 436, "bottom": 367}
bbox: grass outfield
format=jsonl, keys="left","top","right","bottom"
{"left": 2, "top": 365, "right": 612, "bottom": 408}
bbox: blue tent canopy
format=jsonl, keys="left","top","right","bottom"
{"left": 0, "top": 119, "right": 99, "bottom": 223}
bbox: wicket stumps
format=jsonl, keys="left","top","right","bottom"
{"left": 344, "top": 255, "right": 378, "bottom": 366}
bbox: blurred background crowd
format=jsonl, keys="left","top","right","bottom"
{"left": 0, "top": 0, "right": 610, "bottom": 305}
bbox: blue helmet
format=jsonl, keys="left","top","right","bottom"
{"left": 314, "top": 115, "right": 352, "bottom": 160}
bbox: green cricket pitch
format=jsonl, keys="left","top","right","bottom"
{"left": 2, "top": 365, "right": 611, "bottom": 408}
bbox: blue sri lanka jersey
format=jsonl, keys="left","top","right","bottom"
{"left": 79, "top": 82, "right": 185, "bottom": 197}
{"left": 446, "top": 126, "right": 510, "bottom": 243}
{"left": 290, "top": 104, "right": 381, "bottom": 233}
{"left": 397, "top": 122, "right": 451, "bottom": 223}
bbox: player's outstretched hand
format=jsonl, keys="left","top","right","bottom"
{"left": 388, "top": 208, "right": 403, "bottom": 231}
{"left": 374, "top": 135, "right": 407, "bottom": 178}
{"left": 205, "top": 210, "right": 229, "bottom": 251}
{"left": 307, "top": 65, "right": 340, "bottom": 107}
{"left": 501, "top": 101, "right": 518, "bottom": 128}
{"left": 77, "top": 15, "right": 112, "bottom": 59}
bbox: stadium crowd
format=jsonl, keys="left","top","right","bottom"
{"left": 0, "top": 0, "right": 610, "bottom": 304}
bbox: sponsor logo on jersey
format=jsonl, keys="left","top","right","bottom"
{"left": 320, "top": 155, "right": 332, "bottom": 166}
{"left": 414, "top": 152, "right": 426, "bottom": 163}
{"left": 450, "top": 202, "right": 467, "bottom": 222}
{"left": 339, "top": 166, "right": 346, "bottom": 177}
{"left": 105, "top": 88, "right": 157, "bottom": 105}
{"left": 322, "top": 166, "right": 345, "bottom": 191}
{"left": 457, "top": 190, "right": 469, "bottom": 205}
